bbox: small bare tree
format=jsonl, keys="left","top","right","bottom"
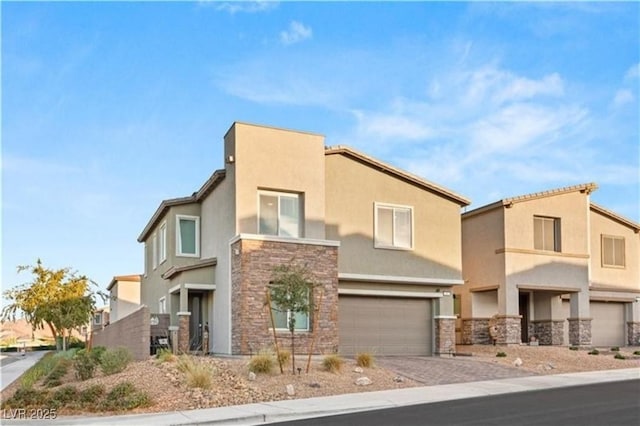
{"left": 269, "top": 264, "right": 318, "bottom": 375}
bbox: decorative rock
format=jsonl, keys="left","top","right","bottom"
{"left": 513, "top": 357, "right": 523, "bottom": 367}
{"left": 286, "top": 384, "right": 295, "bottom": 396}
{"left": 355, "top": 377, "right": 372, "bottom": 386}
{"left": 354, "top": 367, "right": 364, "bottom": 373}
{"left": 248, "top": 372, "right": 256, "bottom": 381}
{"left": 393, "top": 376, "right": 404, "bottom": 383}
{"left": 309, "top": 381, "right": 321, "bottom": 388}
{"left": 546, "top": 363, "right": 555, "bottom": 370}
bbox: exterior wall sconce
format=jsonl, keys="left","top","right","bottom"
{"left": 226, "top": 155, "right": 235, "bottom": 164}
{"left": 443, "top": 291, "right": 452, "bottom": 296}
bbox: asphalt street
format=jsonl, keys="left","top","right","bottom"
{"left": 271, "top": 379, "right": 640, "bottom": 426}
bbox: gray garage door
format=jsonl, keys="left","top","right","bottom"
{"left": 591, "top": 301, "right": 625, "bottom": 347}
{"left": 338, "top": 296, "right": 432, "bottom": 356}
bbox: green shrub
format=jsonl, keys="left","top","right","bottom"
{"left": 99, "top": 347, "right": 133, "bottom": 375}
{"left": 248, "top": 350, "right": 275, "bottom": 374}
{"left": 322, "top": 354, "right": 344, "bottom": 373}
{"left": 49, "top": 385, "right": 79, "bottom": 408}
{"left": 614, "top": 353, "right": 626, "bottom": 360}
{"left": 2, "top": 387, "right": 49, "bottom": 408}
{"left": 610, "top": 346, "right": 620, "bottom": 352}
{"left": 277, "top": 349, "right": 291, "bottom": 366}
{"left": 90, "top": 346, "right": 107, "bottom": 364}
{"left": 56, "top": 347, "right": 80, "bottom": 360}
{"left": 496, "top": 352, "right": 507, "bottom": 357}
{"left": 569, "top": 346, "right": 579, "bottom": 351}
{"left": 633, "top": 351, "right": 640, "bottom": 356}
{"left": 588, "top": 349, "right": 599, "bottom": 355}
{"left": 20, "top": 353, "right": 57, "bottom": 388}
{"left": 356, "top": 352, "right": 374, "bottom": 368}
{"left": 155, "top": 348, "right": 176, "bottom": 363}
{"left": 99, "top": 382, "right": 151, "bottom": 411}
{"left": 73, "top": 349, "right": 97, "bottom": 380}
{"left": 43, "top": 358, "right": 71, "bottom": 388}
{"left": 79, "top": 384, "right": 105, "bottom": 405}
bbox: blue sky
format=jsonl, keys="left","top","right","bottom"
{"left": 2, "top": 1, "right": 639, "bottom": 297}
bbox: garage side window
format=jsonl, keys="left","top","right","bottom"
{"left": 602, "top": 235, "right": 625, "bottom": 268}
{"left": 374, "top": 203, "right": 413, "bottom": 250}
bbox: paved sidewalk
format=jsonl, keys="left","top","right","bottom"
{"left": 2, "top": 368, "right": 638, "bottom": 425}
{"left": 1, "top": 351, "right": 50, "bottom": 392}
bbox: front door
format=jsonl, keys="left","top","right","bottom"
{"left": 519, "top": 293, "right": 529, "bottom": 343}
{"left": 188, "top": 292, "right": 203, "bottom": 351}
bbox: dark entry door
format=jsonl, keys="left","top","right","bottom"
{"left": 519, "top": 293, "right": 529, "bottom": 343}
{"left": 188, "top": 292, "right": 203, "bottom": 351}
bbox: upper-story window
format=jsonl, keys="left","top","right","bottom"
{"left": 159, "top": 222, "right": 167, "bottom": 264}
{"left": 258, "top": 191, "right": 300, "bottom": 238}
{"left": 534, "top": 216, "right": 561, "bottom": 252}
{"left": 93, "top": 313, "right": 102, "bottom": 326}
{"left": 602, "top": 235, "right": 625, "bottom": 268}
{"left": 374, "top": 203, "right": 413, "bottom": 250}
{"left": 176, "top": 215, "right": 200, "bottom": 257}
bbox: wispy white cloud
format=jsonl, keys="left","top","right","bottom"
{"left": 613, "top": 89, "right": 634, "bottom": 107}
{"left": 200, "top": 1, "right": 277, "bottom": 14}
{"left": 625, "top": 63, "right": 640, "bottom": 80}
{"left": 280, "top": 21, "right": 312, "bottom": 45}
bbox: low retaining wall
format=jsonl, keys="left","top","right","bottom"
{"left": 91, "top": 305, "right": 150, "bottom": 360}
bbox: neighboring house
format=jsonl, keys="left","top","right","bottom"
{"left": 91, "top": 306, "right": 110, "bottom": 332}
{"left": 107, "top": 274, "right": 142, "bottom": 323}
{"left": 137, "top": 122, "right": 470, "bottom": 356}
{"left": 457, "top": 183, "right": 640, "bottom": 347}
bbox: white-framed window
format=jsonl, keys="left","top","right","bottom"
{"left": 374, "top": 203, "right": 413, "bottom": 250}
{"left": 534, "top": 216, "right": 561, "bottom": 252}
{"left": 176, "top": 215, "right": 200, "bottom": 257}
{"left": 158, "top": 297, "right": 166, "bottom": 314}
{"left": 258, "top": 191, "right": 301, "bottom": 238}
{"left": 152, "top": 233, "right": 158, "bottom": 269}
{"left": 93, "top": 313, "right": 102, "bottom": 326}
{"left": 271, "top": 300, "right": 310, "bottom": 331}
{"left": 159, "top": 222, "right": 167, "bottom": 264}
{"left": 602, "top": 235, "right": 625, "bottom": 268}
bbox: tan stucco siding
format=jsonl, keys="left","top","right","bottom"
{"left": 590, "top": 209, "right": 640, "bottom": 291}
{"left": 230, "top": 123, "right": 326, "bottom": 239}
{"left": 111, "top": 280, "right": 141, "bottom": 322}
{"left": 325, "top": 154, "right": 463, "bottom": 280}
{"left": 461, "top": 209, "right": 506, "bottom": 289}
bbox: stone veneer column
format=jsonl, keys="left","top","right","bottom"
{"left": 494, "top": 315, "right": 521, "bottom": 344}
{"left": 177, "top": 313, "right": 191, "bottom": 353}
{"left": 627, "top": 322, "right": 640, "bottom": 346}
{"left": 568, "top": 318, "right": 591, "bottom": 346}
{"left": 434, "top": 317, "right": 456, "bottom": 355}
{"left": 231, "top": 238, "right": 339, "bottom": 355}
{"left": 461, "top": 318, "right": 491, "bottom": 345}
{"left": 532, "top": 320, "right": 564, "bottom": 345}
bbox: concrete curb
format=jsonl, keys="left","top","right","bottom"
{"left": 2, "top": 368, "right": 638, "bottom": 425}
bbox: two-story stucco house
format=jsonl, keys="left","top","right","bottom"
{"left": 137, "top": 122, "right": 470, "bottom": 356}
{"left": 457, "top": 183, "right": 640, "bottom": 347}
{"left": 107, "top": 274, "right": 141, "bottom": 323}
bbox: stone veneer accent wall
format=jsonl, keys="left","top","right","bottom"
{"left": 627, "top": 322, "right": 640, "bottom": 346}
{"left": 494, "top": 315, "right": 522, "bottom": 345}
{"left": 91, "top": 306, "right": 150, "bottom": 360}
{"left": 568, "top": 318, "right": 592, "bottom": 346}
{"left": 532, "top": 320, "right": 564, "bottom": 345}
{"left": 434, "top": 318, "right": 456, "bottom": 354}
{"left": 461, "top": 318, "right": 491, "bottom": 344}
{"left": 178, "top": 314, "right": 190, "bottom": 353}
{"left": 231, "top": 238, "right": 339, "bottom": 355}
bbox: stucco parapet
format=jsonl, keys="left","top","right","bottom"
{"left": 590, "top": 203, "right": 640, "bottom": 232}
{"left": 496, "top": 247, "right": 589, "bottom": 259}
{"left": 230, "top": 233, "right": 340, "bottom": 247}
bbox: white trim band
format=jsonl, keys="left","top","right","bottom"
{"left": 339, "top": 273, "right": 464, "bottom": 286}
{"left": 339, "top": 288, "right": 443, "bottom": 299}
{"left": 229, "top": 233, "right": 340, "bottom": 247}
{"left": 176, "top": 311, "right": 191, "bottom": 316}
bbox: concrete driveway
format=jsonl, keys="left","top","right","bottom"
{"left": 376, "top": 355, "right": 537, "bottom": 386}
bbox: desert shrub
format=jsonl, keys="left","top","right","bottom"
{"left": 90, "top": 346, "right": 107, "bottom": 364}
{"left": 569, "top": 346, "right": 579, "bottom": 351}
{"left": 248, "top": 350, "right": 275, "bottom": 374}
{"left": 322, "top": 354, "right": 344, "bottom": 373}
{"left": 73, "top": 349, "right": 97, "bottom": 380}
{"left": 56, "top": 347, "right": 80, "bottom": 360}
{"left": 68, "top": 337, "right": 86, "bottom": 349}
{"left": 155, "top": 348, "right": 176, "bottom": 363}
{"left": 79, "top": 384, "right": 105, "bottom": 405}
{"left": 633, "top": 351, "right": 640, "bottom": 356}
{"left": 20, "top": 353, "right": 57, "bottom": 388}
{"left": 614, "top": 353, "right": 626, "bottom": 360}
{"left": 356, "top": 352, "right": 374, "bottom": 368}
{"left": 99, "top": 347, "right": 133, "bottom": 375}
{"left": 43, "top": 358, "right": 71, "bottom": 388}
{"left": 496, "top": 352, "right": 507, "bottom": 358}
{"left": 49, "top": 385, "right": 79, "bottom": 408}
{"left": 2, "top": 387, "right": 49, "bottom": 408}
{"left": 184, "top": 359, "right": 214, "bottom": 389}
{"left": 277, "top": 349, "right": 291, "bottom": 366}
{"left": 610, "top": 346, "right": 620, "bottom": 352}
{"left": 588, "top": 349, "right": 600, "bottom": 355}
{"left": 99, "top": 382, "right": 151, "bottom": 411}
